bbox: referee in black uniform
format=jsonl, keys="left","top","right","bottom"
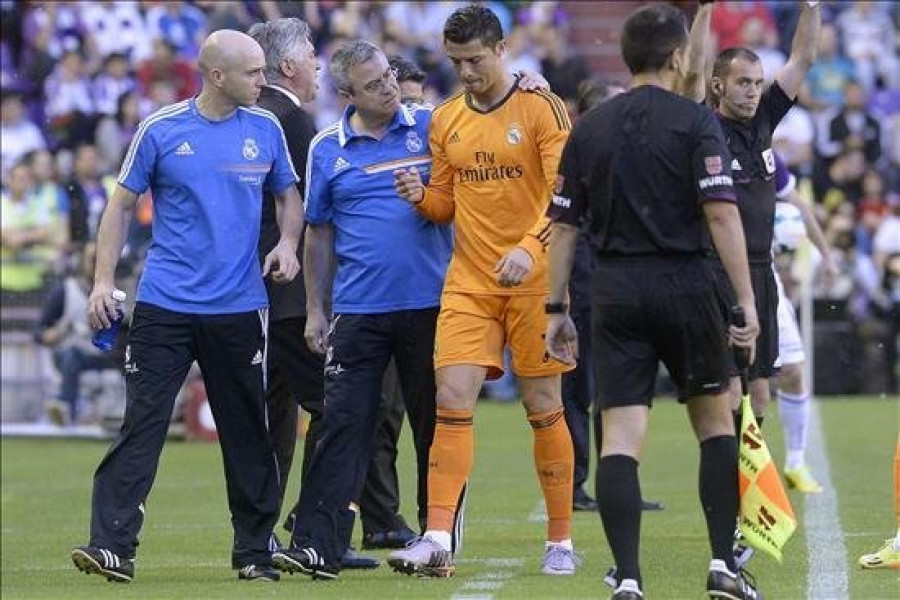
{"left": 705, "top": 0, "right": 821, "bottom": 424}
{"left": 544, "top": 5, "right": 760, "bottom": 599}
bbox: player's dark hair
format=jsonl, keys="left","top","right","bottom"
{"left": 620, "top": 3, "right": 688, "bottom": 75}
{"left": 389, "top": 55, "right": 426, "bottom": 85}
{"left": 443, "top": 4, "right": 504, "bottom": 48}
{"left": 711, "top": 47, "right": 761, "bottom": 81}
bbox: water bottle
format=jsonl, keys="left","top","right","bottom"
{"left": 92, "top": 289, "right": 126, "bottom": 352}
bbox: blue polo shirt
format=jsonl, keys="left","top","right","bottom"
{"left": 305, "top": 104, "right": 452, "bottom": 314}
{"left": 119, "top": 99, "right": 298, "bottom": 314}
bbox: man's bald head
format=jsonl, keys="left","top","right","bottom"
{"left": 196, "top": 29, "right": 267, "bottom": 111}
{"left": 198, "top": 29, "right": 265, "bottom": 76}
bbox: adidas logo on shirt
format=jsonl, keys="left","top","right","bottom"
{"left": 175, "top": 141, "right": 194, "bottom": 156}
{"left": 448, "top": 131, "right": 461, "bottom": 144}
{"left": 731, "top": 158, "right": 742, "bottom": 171}
{"left": 333, "top": 156, "right": 351, "bottom": 173}
{"left": 251, "top": 350, "right": 263, "bottom": 365}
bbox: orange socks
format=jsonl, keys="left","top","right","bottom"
{"left": 529, "top": 408, "right": 574, "bottom": 542}
{"left": 427, "top": 408, "right": 474, "bottom": 532}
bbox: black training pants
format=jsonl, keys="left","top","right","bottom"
{"left": 88, "top": 302, "right": 279, "bottom": 568}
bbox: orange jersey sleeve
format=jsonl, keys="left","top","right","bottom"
{"left": 428, "top": 87, "right": 571, "bottom": 295}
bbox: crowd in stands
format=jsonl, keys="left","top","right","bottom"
{"left": 0, "top": 1, "right": 897, "bottom": 426}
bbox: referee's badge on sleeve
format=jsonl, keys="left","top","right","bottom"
{"left": 762, "top": 148, "right": 775, "bottom": 174}
{"left": 705, "top": 155, "right": 723, "bottom": 175}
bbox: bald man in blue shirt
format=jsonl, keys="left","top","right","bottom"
{"left": 71, "top": 30, "right": 304, "bottom": 583}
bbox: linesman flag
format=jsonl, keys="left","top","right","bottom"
{"left": 738, "top": 394, "right": 797, "bottom": 561}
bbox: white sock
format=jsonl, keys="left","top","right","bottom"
{"left": 424, "top": 530, "right": 452, "bottom": 551}
{"left": 894, "top": 527, "right": 900, "bottom": 551}
{"left": 777, "top": 389, "right": 809, "bottom": 469}
{"left": 545, "top": 538, "right": 573, "bottom": 551}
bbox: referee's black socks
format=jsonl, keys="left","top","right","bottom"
{"left": 597, "top": 454, "right": 642, "bottom": 587}
{"left": 699, "top": 435, "right": 739, "bottom": 572}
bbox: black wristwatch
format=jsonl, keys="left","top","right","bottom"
{"left": 545, "top": 302, "right": 568, "bottom": 315}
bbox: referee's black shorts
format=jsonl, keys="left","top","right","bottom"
{"left": 591, "top": 256, "right": 731, "bottom": 408}
{"left": 707, "top": 259, "right": 779, "bottom": 381}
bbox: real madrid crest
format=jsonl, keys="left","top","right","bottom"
{"left": 406, "top": 131, "right": 423, "bottom": 153}
{"left": 507, "top": 123, "right": 522, "bottom": 145}
{"left": 243, "top": 138, "right": 259, "bottom": 160}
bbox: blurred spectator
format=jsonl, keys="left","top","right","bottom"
{"left": 710, "top": 1, "right": 776, "bottom": 51}
{"left": 43, "top": 50, "right": 95, "bottom": 149}
{"left": 817, "top": 80, "right": 882, "bottom": 165}
{"left": 136, "top": 38, "right": 199, "bottom": 101}
{"left": 91, "top": 52, "right": 135, "bottom": 117}
{"left": 815, "top": 148, "right": 867, "bottom": 211}
{"left": 1, "top": 162, "right": 63, "bottom": 293}
{"left": 873, "top": 194, "right": 900, "bottom": 273}
{"left": 34, "top": 242, "right": 119, "bottom": 427}
{"left": 20, "top": 149, "right": 69, "bottom": 225}
{"left": 94, "top": 90, "right": 142, "bottom": 173}
{"left": 145, "top": 1, "right": 207, "bottom": 60}
{"left": 22, "top": 1, "right": 85, "bottom": 61}
{"left": 383, "top": 1, "right": 460, "bottom": 56}
{"left": 739, "top": 15, "right": 784, "bottom": 82}
{"left": 537, "top": 28, "right": 588, "bottom": 111}
{"left": 65, "top": 143, "right": 117, "bottom": 248}
{"left": 803, "top": 23, "right": 857, "bottom": 112}
{"left": 773, "top": 104, "right": 816, "bottom": 174}
{"left": 816, "top": 211, "right": 885, "bottom": 318}
{"left": 505, "top": 27, "right": 541, "bottom": 78}
{"left": 856, "top": 169, "right": 891, "bottom": 255}
{"left": 195, "top": 0, "right": 254, "bottom": 33}
{"left": 835, "top": 0, "right": 899, "bottom": 92}
{"left": 79, "top": 0, "right": 151, "bottom": 63}
{"left": 0, "top": 92, "right": 46, "bottom": 179}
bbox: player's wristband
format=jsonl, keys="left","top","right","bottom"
{"left": 806, "top": 1, "right": 819, "bottom": 7}
{"left": 545, "top": 302, "right": 568, "bottom": 315}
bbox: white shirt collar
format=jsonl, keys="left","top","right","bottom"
{"left": 265, "top": 84, "right": 302, "bottom": 108}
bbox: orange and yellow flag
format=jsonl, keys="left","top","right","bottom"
{"left": 738, "top": 394, "right": 797, "bottom": 561}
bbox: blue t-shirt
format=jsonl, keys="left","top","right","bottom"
{"left": 119, "top": 99, "right": 298, "bottom": 314}
{"left": 305, "top": 104, "right": 452, "bottom": 314}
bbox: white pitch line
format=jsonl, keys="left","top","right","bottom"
{"left": 449, "top": 558, "right": 524, "bottom": 600}
{"left": 527, "top": 499, "right": 547, "bottom": 523}
{"left": 805, "top": 400, "right": 849, "bottom": 600}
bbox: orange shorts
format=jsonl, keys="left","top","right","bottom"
{"left": 435, "top": 291, "right": 573, "bottom": 379}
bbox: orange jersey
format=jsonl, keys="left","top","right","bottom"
{"left": 416, "top": 86, "right": 571, "bottom": 295}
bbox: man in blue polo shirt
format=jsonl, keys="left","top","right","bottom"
{"left": 71, "top": 30, "right": 304, "bottom": 583}
{"left": 272, "top": 39, "right": 451, "bottom": 580}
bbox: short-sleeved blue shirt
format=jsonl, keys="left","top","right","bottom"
{"left": 119, "top": 99, "right": 298, "bottom": 314}
{"left": 305, "top": 104, "right": 452, "bottom": 314}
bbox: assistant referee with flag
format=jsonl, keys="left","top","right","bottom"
{"left": 544, "top": 4, "right": 760, "bottom": 599}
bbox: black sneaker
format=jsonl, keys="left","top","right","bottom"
{"left": 641, "top": 499, "right": 664, "bottom": 511}
{"left": 237, "top": 564, "right": 280, "bottom": 581}
{"left": 361, "top": 525, "right": 418, "bottom": 550}
{"left": 341, "top": 546, "right": 380, "bottom": 569}
{"left": 573, "top": 489, "right": 599, "bottom": 511}
{"left": 707, "top": 559, "right": 763, "bottom": 600}
{"left": 272, "top": 546, "right": 339, "bottom": 580}
{"left": 70, "top": 546, "right": 134, "bottom": 583}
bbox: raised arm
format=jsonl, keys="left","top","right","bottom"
{"left": 775, "top": 1, "right": 822, "bottom": 100}
{"left": 676, "top": 2, "right": 714, "bottom": 103}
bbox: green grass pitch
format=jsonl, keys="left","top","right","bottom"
{"left": 2, "top": 397, "right": 897, "bottom": 599}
